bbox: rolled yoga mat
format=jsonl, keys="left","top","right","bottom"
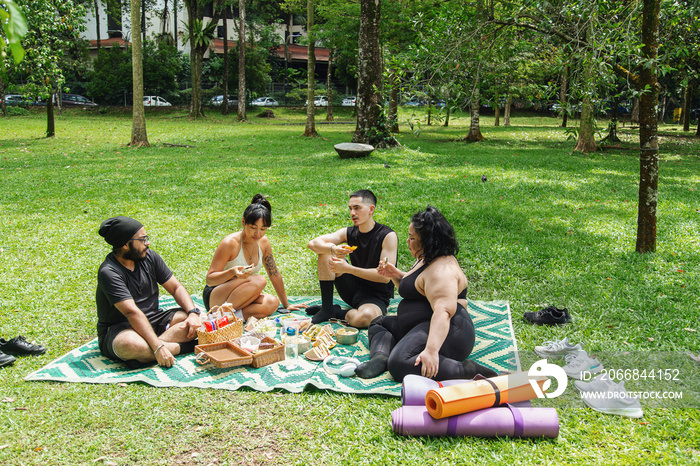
{"left": 391, "top": 404, "right": 560, "bottom": 438}
{"left": 425, "top": 371, "right": 547, "bottom": 419}
{"left": 402, "top": 374, "right": 531, "bottom": 408}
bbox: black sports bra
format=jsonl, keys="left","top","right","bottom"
{"left": 398, "top": 261, "right": 467, "bottom": 300}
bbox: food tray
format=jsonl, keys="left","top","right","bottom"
{"left": 242, "top": 333, "right": 285, "bottom": 368}
{"left": 197, "top": 318, "right": 243, "bottom": 345}
{"left": 194, "top": 341, "right": 252, "bottom": 368}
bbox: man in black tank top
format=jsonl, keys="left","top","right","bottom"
{"left": 306, "top": 190, "right": 398, "bottom": 328}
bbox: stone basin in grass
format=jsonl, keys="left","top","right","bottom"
{"left": 334, "top": 142, "right": 375, "bottom": 159}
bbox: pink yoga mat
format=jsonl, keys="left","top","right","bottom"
{"left": 401, "top": 374, "right": 531, "bottom": 408}
{"left": 391, "top": 405, "right": 559, "bottom": 438}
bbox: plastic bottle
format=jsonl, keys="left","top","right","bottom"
{"left": 285, "top": 326, "right": 299, "bottom": 369}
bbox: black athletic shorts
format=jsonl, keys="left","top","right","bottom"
{"left": 335, "top": 274, "right": 390, "bottom": 314}
{"left": 99, "top": 308, "right": 178, "bottom": 362}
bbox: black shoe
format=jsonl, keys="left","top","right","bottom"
{"left": 0, "top": 349, "right": 16, "bottom": 367}
{"left": 0, "top": 336, "right": 47, "bottom": 356}
{"left": 523, "top": 306, "right": 572, "bottom": 325}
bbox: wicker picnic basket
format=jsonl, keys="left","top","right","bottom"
{"left": 194, "top": 341, "right": 252, "bottom": 369}
{"left": 196, "top": 317, "right": 243, "bottom": 345}
{"left": 236, "top": 333, "right": 285, "bottom": 368}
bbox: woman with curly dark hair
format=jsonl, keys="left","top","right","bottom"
{"left": 203, "top": 194, "right": 306, "bottom": 320}
{"left": 355, "top": 206, "right": 497, "bottom": 381}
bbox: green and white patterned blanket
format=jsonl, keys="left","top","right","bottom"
{"left": 25, "top": 297, "right": 520, "bottom": 396}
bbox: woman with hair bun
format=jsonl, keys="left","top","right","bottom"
{"left": 355, "top": 206, "right": 497, "bottom": 382}
{"left": 203, "top": 194, "right": 306, "bottom": 319}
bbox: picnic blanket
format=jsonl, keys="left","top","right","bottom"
{"left": 25, "top": 297, "right": 520, "bottom": 396}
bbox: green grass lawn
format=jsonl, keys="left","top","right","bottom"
{"left": 0, "top": 107, "right": 698, "bottom": 465}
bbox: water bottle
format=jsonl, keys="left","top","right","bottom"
{"left": 285, "top": 327, "right": 299, "bottom": 369}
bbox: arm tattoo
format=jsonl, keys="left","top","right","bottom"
{"left": 264, "top": 253, "right": 279, "bottom": 278}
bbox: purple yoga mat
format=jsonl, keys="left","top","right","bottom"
{"left": 391, "top": 405, "right": 559, "bottom": 438}
{"left": 401, "top": 374, "right": 531, "bottom": 408}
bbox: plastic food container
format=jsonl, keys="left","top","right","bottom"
{"left": 335, "top": 327, "right": 359, "bottom": 345}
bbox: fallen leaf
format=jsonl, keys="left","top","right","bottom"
{"left": 13, "top": 407, "right": 27, "bottom": 411}
{"left": 687, "top": 353, "right": 700, "bottom": 363}
{"left": 648, "top": 337, "right": 655, "bottom": 342}
{"left": 677, "top": 269, "right": 686, "bottom": 273}
{"left": 606, "top": 325, "right": 614, "bottom": 328}
{"left": 34, "top": 446, "right": 43, "bottom": 452}
{"left": 684, "top": 328, "right": 696, "bottom": 332}
{"left": 93, "top": 457, "right": 107, "bottom": 463}
{"left": 118, "top": 383, "right": 127, "bottom": 388}
{"left": 638, "top": 422, "right": 649, "bottom": 425}
{"left": 628, "top": 308, "right": 636, "bottom": 312}
{"left": 0, "top": 445, "right": 8, "bottom": 450}
{"left": 2, "top": 397, "right": 14, "bottom": 403}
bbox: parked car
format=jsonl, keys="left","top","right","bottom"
{"left": 305, "top": 96, "right": 328, "bottom": 107}
{"left": 210, "top": 95, "right": 238, "bottom": 106}
{"left": 34, "top": 94, "right": 97, "bottom": 107}
{"left": 4, "top": 94, "right": 32, "bottom": 107}
{"left": 404, "top": 98, "right": 424, "bottom": 107}
{"left": 59, "top": 94, "right": 98, "bottom": 107}
{"left": 143, "top": 96, "right": 172, "bottom": 107}
{"left": 251, "top": 97, "right": 279, "bottom": 107}
{"left": 342, "top": 96, "right": 356, "bottom": 107}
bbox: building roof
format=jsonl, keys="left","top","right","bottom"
{"left": 87, "top": 37, "right": 131, "bottom": 49}
{"left": 211, "top": 40, "right": 329, "bottom": 63}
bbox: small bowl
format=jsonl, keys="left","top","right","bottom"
{"left": 335, "top": 327, "right": 359, "bottom": 345}
{"left": 298, "top": 335, "right": 312, "bottom": 353}
{"left": 239, "top": 335, "right": 261, "bottom": 352}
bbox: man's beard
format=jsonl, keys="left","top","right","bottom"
{"left": 123, "top": 242, "right": 147, "bottom": 262}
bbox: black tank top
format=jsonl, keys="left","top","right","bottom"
{"left": 346, "top": 222, "right": 396, "bottom": 299}
{"left": 397, "top": 260, "right": 467, "bottom": 330}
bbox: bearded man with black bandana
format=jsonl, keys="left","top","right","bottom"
{"left": 95, "top": 216, "right": 201, "bottom": 368}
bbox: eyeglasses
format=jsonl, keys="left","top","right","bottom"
{"left": 131, "top": 236, "right": 150, "bottom": 243}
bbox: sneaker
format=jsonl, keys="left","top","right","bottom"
{"left": 534, "top": 337, "right": 584, "bottom": 358}
{"left": 523, "top": 306, "right": 572, "bottom": 325}
{"left": 0, "top": 349, "right": 16, "bottom": 368}
{"left": 574, "top": 372, "right": 616, "bottom": 392}
{"left": 562, "top": 351, "right": 603, "bottom": 379}
{"left": 578, "top": 380, "right": 644, "bottom": 418}
{"left": 0, "top": 336, "right": 47, "bottom": 356}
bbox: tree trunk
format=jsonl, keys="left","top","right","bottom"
{"left": 631, "top": 97, "right": 639, "bottom": 124}
{"left": 303, "top": 0, "right": 317, "bottom": 137}
{"left": 130, "top": 0, "right": 149, "bottom": 146}
{"left": 504, "top": 92, "right": 512, "bottom": 126}
{"left": 443, "top": 106, "right": 450, "bottom": 127}
{"left": 574, "top": 49, "right": 598, "bottom": 153}
{"left": 603, "top": 94, "right": 621, "bottom": 142}
{"left": 635, "top": 0, "right": 660, "bottom": 253}
{"left": 353, "top": 0, "right": 382, "bottom": 144}
{"left": 94, "top": 0, "right": 101, "bottom": 50}
{"left": 659, "top": 92, "right": 667, "bottom": 123}
{"left": 47, "top": 95, "right": 55, "bottom": 137}
{"left": 388, "top": 66, "right": 399, "bottom": 132}
{"left": 0, "top": 76, "right": 6, "bottom": 117}
{"left": 560, "top": 66, "right": 569, "bottom": 127}
{"left": 326, "top": 49, "right": 334, "bottom": 122}
{"left": 682, "top": 82, "right": 691, "bottom": 131}
{"left": 174, "top": 0, "right": 178, "bottom": 41}
{"left": 427, "top": 101, "right": 432, "bottom": 126}
{"left": 465, "top": 84, "right": 483, "bottom": 142}
{"left": 222, "top": 6, "right": 229, "bottom": 115}
{"left": 141, "top": 0, "right": 146, "bottom": 43}
{"left": 190, "top": 47, "right": 205, "bottom": 119}
{"left": 494, "top": 93, "right": 500, "bottom": 126}
{"left": 237, "top": 0, "right": 246, "bottom": 121}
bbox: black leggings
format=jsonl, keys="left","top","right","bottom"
{"left": 367, "top": 305, "right": 475, "bottom": 382}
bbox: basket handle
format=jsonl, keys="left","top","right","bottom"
{"left": 195, "top": 352, "right": 210, "bottom": 365}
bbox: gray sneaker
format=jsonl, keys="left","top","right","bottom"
{"left": 534, "top": 337, "right": 584, "bottom": 358}
{"left": 576, "top": 379, "right": 644, "bottom": 418}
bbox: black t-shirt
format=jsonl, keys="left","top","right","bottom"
{"left": 346, "top": 222, "right": 396, "bottom": 300}
{"left": 95, "top": 250, "right": 173, "bottom": 338}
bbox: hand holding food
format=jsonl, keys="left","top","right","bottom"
{"left": 235, "top": 264, "right": 254, "bottom": 278}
